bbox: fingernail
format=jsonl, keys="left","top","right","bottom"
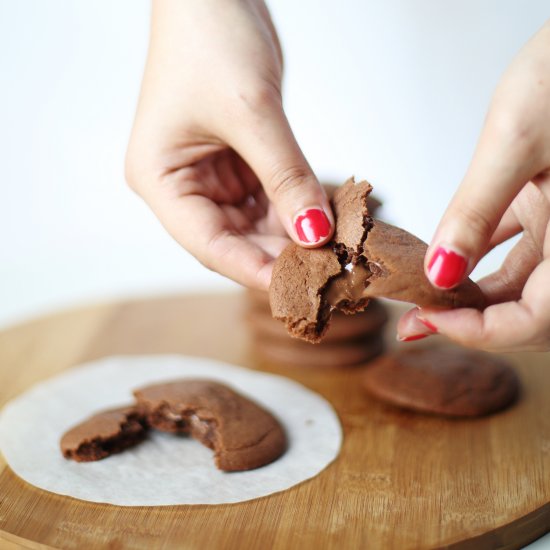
{"left": 294, "top": 208, "right": 331, "bottom": 244}
{"left": 417, "top": 316, "right": 438, "bottom": 333}
{"left": 396, "top": 333, "right": 431, "bottom": 342}
{"left": 427, "top": 245, "right": 468, "bottom": 289}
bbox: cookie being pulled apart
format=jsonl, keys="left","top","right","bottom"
{"left": 270, "top": 177, "right": 485, "bottom": 343}
{"left": 134, "top": 379, "right": 287, "bottom": 472}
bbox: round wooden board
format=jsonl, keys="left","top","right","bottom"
{"left": 0, "top": 292, "right": 549, "bottom": 550}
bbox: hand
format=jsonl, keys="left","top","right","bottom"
{"left": 397, "top": 21, "right": 550, "bottom": 352}
{"left": 126, "top": 0, "right": 334, "bottom": 290}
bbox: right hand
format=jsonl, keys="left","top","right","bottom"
{"left": 126, "top": 0, "right": 334, "bottom": 290}
{"left": 397, "top": 20, "right": 550, "bottom": 352}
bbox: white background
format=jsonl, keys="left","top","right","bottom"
{"left": 1, "top": 2, "right": 550, "bottom": 546}
{"left": 1, "top": 0, "right": 549, "bottom": 331}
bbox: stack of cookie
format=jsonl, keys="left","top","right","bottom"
{"left": 244, "top": 182, "right": 389, "bottom": 368}
{"left": 244, "top": 288, "right": 388, "bottom": 368}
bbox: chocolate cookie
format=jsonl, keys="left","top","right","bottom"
{"left": 254, "top": 332, "right": 385, "bottom": 368}
{"left": 270, "top": 244, "right": 342, "bottom": 342}
{"left": 246, "top": 297, "right": 388, "bottom": 343}
{"left": 270, "top": 177, "right": 485, "bottom": 342}
{"left": 322, "top": 181, "right": 383, "bottom": 217}
{"left": 362, "top": 347, "right": 520, "bottom": 417}
{"left": 61, "top": 406, "right": 147, "bottom": 462}
{"left": 331, "top": 177, "right": 374, "bottom": 255}
{"left": 134, "top": 379, "right": 287, "bottom": 472}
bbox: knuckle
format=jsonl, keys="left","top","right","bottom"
{"left": 476, "top": 305, "right": 547, "bottom": 352}
{"left": 197, "top": 256, "right": 215, "bottom": 274}
{"left": 269, "top": 165, "right": 312, "bottom": 201}
{"left": 530, "top": 315, "right": 550, "bottom": 348}
{"left": 454, "top": 204, "right": 495, "bottom": 241}
{"left": 205, "top": 228, "right": 234, "bottom": 261}
{"left": 477, "top": 322, "right": 498, "bottom": 350}
{"left": 196, "top": 246, "right": 218, "bottom": 274}
{"left": 235, "top": 80, "right": 281, "bottom": 114}
{"left": 125, "top": 143, "right": 169, "bottom": 197}
{"left": 487, "top": 108, "right": 536, "bottom": 154}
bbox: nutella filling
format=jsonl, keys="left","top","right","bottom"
{"left": 188, "top": 414, "right": 217, "bottom": 449}
{"left": 157, "top": 409, "right": 216, "bottom": 442}
{"left": 325, "top": 261, "right": 372, "bottom": 308}
{"left": 165, "top": 410, "right": 183, "bottom": 422}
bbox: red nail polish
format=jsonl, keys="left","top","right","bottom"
{"left": 417, "top": 317, "right": 438, "bottom": 333}
{"left": 427, "top": 246, "right": 468, "bottom": 289}
{"left": 294, "top": 208, "right": 331, "bottom": 244}
{"left": 400, "top": 334, "right": 430, "bottom": 342}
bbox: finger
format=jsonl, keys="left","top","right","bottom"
{"left": 231, "top": 153, "right": 262, "bottom": 196}
{"left": 253, "top": 188, "right": 270, "bottom": 215}
{"left": 256, "top": 203, "right": 287, "bottom": 237}
{"left": 152, "top": 193, "right": 278, "bottom": 290}
{"left": 396, "top": 307, "right": 437, "bottom": 342}
{"left": 226, "top": 92, "right": 335, "bottom": 248}
{"left": 487, "top": 205, "right": 522, "bottom": 250}
{"left": 480, "top": 181, "right": 550, "bottom": 303}
{"left": 425, "top": 106, "right": 545, "bottom": 290}
{"left": 477, "top": 232, "right": 541, "bottom": 305}
{"left": 219, "top": 204, "right": 256, "bottom": 233}
{"left": 415, "top": 256, "right": 550, "bottom": 351}
{"left": 414, "top": 303, "right": 546, "bottom": 352}
{"left": 213, "top": 150, "right": 248, "bottom": 204}
{"left": 247, "top": 233, "right": 290, "bottom": 259}
{"left": 399, "top": 232, "right": 539, "bottom": 339}
{"left": 240, "top": 195, "right": 267, "bottom": 224}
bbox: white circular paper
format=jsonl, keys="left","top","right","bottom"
{"left": 0, "top": 355, "right": 342, "bottom": 506}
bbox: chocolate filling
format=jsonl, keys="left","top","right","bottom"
{"left": 188, "top": 413, "right": 218, "bottom": 450}
{"left": 325, "top": 259, "right": 373, "bottom": 312}
{"left": 146, "top": 405, "right": 218, "bottom": 449}
{"left": 322, "top": 198, "right": 376, "bottom": 316}
{"left": 145, "top": 401, "right": 280, "bottom": 458}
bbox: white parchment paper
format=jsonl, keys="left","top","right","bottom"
{"left": 0, "top": 355, "right": 342, "bottom": 506}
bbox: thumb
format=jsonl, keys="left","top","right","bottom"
{"left": 425, "top": 112, "right": 543, "bottom": 289}
{"left": 228, "top": 93, "right": 334, "bottom": 247}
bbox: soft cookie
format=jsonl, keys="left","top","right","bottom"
{"left": 362, "top": 347, "right": 520, "bottom": 417}
{"left": 61, "top": 406, "right": 147, "bottom": 462}
{"left": 246, "top": 297, "right": 388, "bottom": 343}
{"left": 134, "top": 379, "right": 287, "bottom": 472}
{"left": 270, "top": 177, "right": 485, "bottom": 342}
{"left": 253, "top": 331, "right": 385, "bottom": 368}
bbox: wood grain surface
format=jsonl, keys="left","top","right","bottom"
{"left": 0, "top": 292, "right": 549, "bottom": 550}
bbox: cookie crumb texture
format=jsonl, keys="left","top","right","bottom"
{"left": 134, "top": 379, "right": 287, "bottom": 472}
{"left": 362, "top": 347, "right": 520, "bottom": 417}
{"left": 270, "top": 177, "right": 485, "bottom": 343}
{"left": 60, "top": 406, "right": 147, "bottom": 462}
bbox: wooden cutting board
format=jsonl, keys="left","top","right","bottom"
{"left": 0, "top": 292, "right": 549, "bottom": 550}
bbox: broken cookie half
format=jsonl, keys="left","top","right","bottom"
{"left": 270, "top": 177, "right": 485, "bottom": 343}
{"left": 134, "top": 379, "right": 287, "bottom": 472}
{"left": 61, "top": 406, "right": 147, "bottom": 462}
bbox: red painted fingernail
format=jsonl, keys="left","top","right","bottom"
{"left": 398, "top": 334, "right": 430, "bottom": 342}
{"left": 417, "top": 317, "right": 438, "bottom": 333}
{"left": 294, "top": 208, "right": 331, "bottom": 244}
{"left": 427, "top": 246, "right": 468, "bottom": 289}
